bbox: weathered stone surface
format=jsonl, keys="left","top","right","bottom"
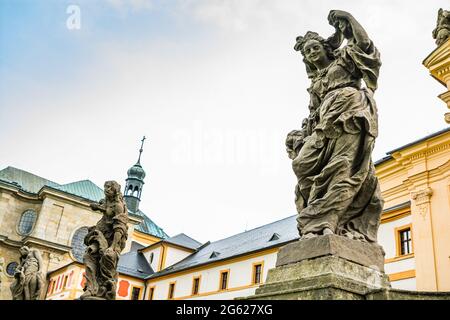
{"left": 276, "top": 234, "right": 385, "bottom": 271}
{"left": 241, "top": 255, "right": 390, "bottom": 300}
{"left": 10, "top": 246, "right": 45, "bottom": 300}
{"left": 287, "top": 10, "right": 383, "bottom": 244}
{"left": 80, "top": 181, "right": 129, "bottom": 300}
{"left": 433, "top": 8, "right": 450, "bottom": 46}
{"left": 367, "top": 289, "right": 450, "bottom": 300}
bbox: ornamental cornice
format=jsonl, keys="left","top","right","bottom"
{"left": 392, "top": 141, "right": 450, "bottom": 164}
{"left": 423, "top": 38, "right": 450, "bottom": 86}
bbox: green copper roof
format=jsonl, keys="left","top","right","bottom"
{"left": 0, "top": 166, "right": 103, "bottom": 202}
{"left": 0, "top": 166, "right": 167, "bottom": 239}
{"left": 0, "top": 166, "right": 60, "bottom": 193}
{"left": 132, "top": 209, "right": 168, "bottom": 239}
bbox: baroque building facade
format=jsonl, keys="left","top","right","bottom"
{"left": 0, "top": 126, "right": 448, "bottom": 300}
{"left": 2, "top": 38, "right": 450, "bottom": 300}
{"left": 0, "top": 147, "right": 167, "bottom": 300}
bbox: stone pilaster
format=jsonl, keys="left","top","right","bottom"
{"left": 410, "top": 187, "right": 438, "bottom": 291}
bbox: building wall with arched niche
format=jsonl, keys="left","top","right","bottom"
{"left": 0, "top": 178, "right": 143, "bottom": 300}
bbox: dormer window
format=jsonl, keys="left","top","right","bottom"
{"left": 268, "top": 233, "right": 280, "bottom": 241}
{"left": 210, "top": 251, "right": 220, "bottom": 259}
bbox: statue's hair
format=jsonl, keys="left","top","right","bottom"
{"left": 294, "top": 31, "right": 342, "bottom": 78}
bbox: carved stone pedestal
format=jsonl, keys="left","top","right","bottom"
{"left": 241, "top": 235, "right": 390, "bottom": 300}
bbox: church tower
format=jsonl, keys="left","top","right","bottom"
{"left": 124, "top": 136, "right": 146, "bottom": 213}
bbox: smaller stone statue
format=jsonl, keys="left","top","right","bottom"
{"left": 80, "top": 181, "right": 129, "bottom": 300}
{"left": 433, "top": 8, "right": 450, "bottom": 46}
{"left": 10, "top": 246, "right": 45, "bottom": 300}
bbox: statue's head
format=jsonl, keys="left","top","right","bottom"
{"left": 294, "top": 31, "right": 336, "bottom": 76}
{"left": 104, "top": 180, "right": 121, "bottom": 199}
{"left": 19, "top": 246, "right": 30, "bottom": 257}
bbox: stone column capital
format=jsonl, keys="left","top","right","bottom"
{"left": 411, "top": 187, "right": 433, "bottom": 204}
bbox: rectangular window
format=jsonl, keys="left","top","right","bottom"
{"left": 192, "top": 277, "right": 200, "bottom": 295}
{"left": 219, "top": 271, "right": 229, "bottom": 291}
{"left": 131, "top": 287, "right": 141, "bottom": 300}
{"left": 63, "top": 275, "right": 68, "bottom": 289}
{"left": 253, "top": 264, "right": 262, "bottom": 284}
{"left": 148, "top": 287, "right": 155, "bottom": 300}
{"left": 168, "top": 283, "right": 175, "bottom": 300}
{"left": 399, "top": 228, "right": 412, "bottom": 255}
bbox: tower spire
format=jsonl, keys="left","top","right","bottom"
{"left": 124, "top": 136, "right": 147, "bottom": 213}
{"left": 137, "top": 136, "right": 146, "bottom": 164}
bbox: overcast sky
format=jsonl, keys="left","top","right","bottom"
{"left": 1, "top": 0, "right": 449, "bottom": 244}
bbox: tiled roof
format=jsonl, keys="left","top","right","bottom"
{"left": 0, "top": 166, "right": 167, "bottom": 239}
{"left": 147, "top": 215, "right": 299, "bottom": 279}
{"left": 118, "top": 249, "right": 154, "bottom": 279}
{"left": 165, "top": 233, "right": 202, "bottom": 250}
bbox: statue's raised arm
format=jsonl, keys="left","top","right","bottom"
{"left": 328, "top": 10, "right": 372, "bottom": 52}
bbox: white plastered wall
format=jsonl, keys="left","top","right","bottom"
{"left": 146, "top": 251, "right": 278, "bottom": 300}
{"left": 378, "top": 214, "right": 416, "bottom": 290}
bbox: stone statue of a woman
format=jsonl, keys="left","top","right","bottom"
{"left": 286, "top": 10, "right": 383, "bottom": 243}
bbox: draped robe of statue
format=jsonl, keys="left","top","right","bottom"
{"left": 80, "top": 181, "right": 128, "bottom": 300}
{"left": 10, "top": 247, "right": 45, "bottom": 300}
{"left": 290, "top": 22, "right": 384, "bottom": 243}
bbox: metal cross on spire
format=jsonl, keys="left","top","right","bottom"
{"left": 137, "top": 136, "right": 146, "bottom": 164}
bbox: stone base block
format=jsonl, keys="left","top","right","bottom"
{"left": 242, "top": 255, "right": 390, "bottom": 300}
{"left": 276, "top": 234, "right": 386, "bottom": 271}
{"left": 240, "top": 235, "right": 390, "bottom": 300}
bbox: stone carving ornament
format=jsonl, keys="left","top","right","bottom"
{"left": 286, "top": 10, "right": 384, "bottom": 242}
{"left": 10, "top": 246, "right": 45, "bottom": 300}
{"left": 80, "top": 181, "right": 129, "bottom": 300}
{"left": 432, "top": 8, "right": 450, "bottom": 46}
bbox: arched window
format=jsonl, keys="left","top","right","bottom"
{"left": 127, "top": 184, "right": 133, "bottom": 195}
{"left": 132, "top": 185, "right": 139, "bottom": 197}
{"left": 71, "top": 227, "right": 89, "bottom": 262}
{"left": 18, "top": 209, "right": 37, "bottom": 235}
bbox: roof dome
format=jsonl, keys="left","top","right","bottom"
{"left": 127, "top": 163, "right": 146, "bottom": 180}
